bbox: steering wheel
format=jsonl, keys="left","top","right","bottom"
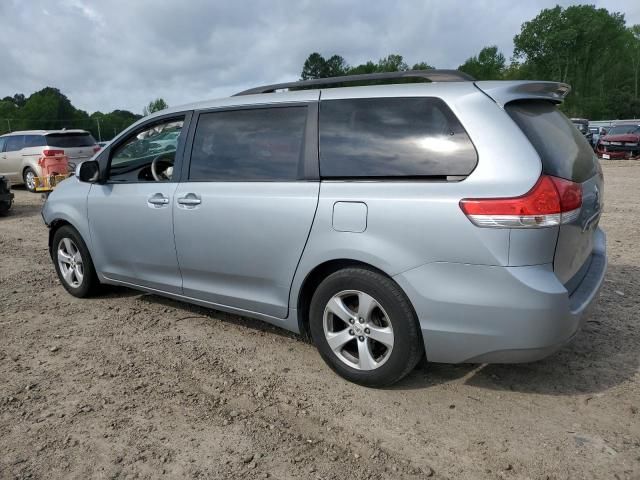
{"left": 151, "top": 155, "right": 174, "bottom": 181}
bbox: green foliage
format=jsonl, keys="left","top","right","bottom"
{"left": 300, "top": 5, "right": 640, "bottom": 119}
{"left": 0, "top": 87, "right": 141, "bottom": 139}
{"left": 458, "top": 46, "right": 505, "bottom": 80}
{"left": 301, "top": 53, "right": 432, "bottom": 80}
{"left": 513, "top": 5, "right": 638, "bottom": 118}
{"left": 143, "top": 98, "right": 169, "bottom": 116}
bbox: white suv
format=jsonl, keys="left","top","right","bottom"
{"left": 0, "top": 130, "right": 98, "bottom": 191}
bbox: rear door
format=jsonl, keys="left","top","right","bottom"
{"left": 173, "top": 102, "right": 319, "bottom": 318}
{"left": 45, "top": 132, "right": 97, "bottom": 170}
{"left": 505, "top": 101, "right": 603, "bottom": 289}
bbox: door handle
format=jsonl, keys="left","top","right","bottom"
{"left": 148, "top": 193, "right": 170, "bottom": 207}
{"left": 177, "top": 193, "right": 201, "bottom": 206}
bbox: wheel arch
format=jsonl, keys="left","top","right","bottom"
{"left": 296, "top": 258, "right": 402, "bottom": 341}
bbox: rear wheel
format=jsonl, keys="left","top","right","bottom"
{"left": 309, "top": 268, "right": 423, "bottom": 387}
{"left": 23, "top": 168, "right": 37, "bottom": 193}
{"left": 52, "top": 226, "right": 99, "bottom": 297}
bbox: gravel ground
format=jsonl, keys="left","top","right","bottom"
{"left": 0, "top": 161, "right": 639, "bottom": 480}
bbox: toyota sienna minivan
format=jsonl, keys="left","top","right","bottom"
{"left": 42, "top": 70, "right": 606, "bottom": 387}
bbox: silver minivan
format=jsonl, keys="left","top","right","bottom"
{"left": 42, "top": 71, "right": 606, "bottom": 386}
{"left": 0, "top": 130, "right": 98, "bottom": 191}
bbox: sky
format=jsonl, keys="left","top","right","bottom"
{"left": 1, "top": 0, "right": 638, "bottom": 115}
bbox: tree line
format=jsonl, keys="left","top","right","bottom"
{"left": 301, "top": 5, "right": 640, "bottom": 120}
{"left": 0, "top": 89, "right": 168, "bottom": 140}
{"left": 1, "top": 4, "right": 637, "bottom": 137}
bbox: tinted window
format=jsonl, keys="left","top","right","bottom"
{"left": 0, "top": 138, "right": 5, "bottom": 153}
{"left": 319, "top": 97, "right": 477, "bottom": 178}
{"left": 24, "top": 135, "right": 46, "bottom": 147}
{"left": 109, "top": 118, "right": 184, "bottom": 182}
{"left": 189, "top": 106, "right": 307, "bottom": 181}
{"left": 4, "top": 135, "right": 24, "bottom": 152}
{"left": 506, "top": 101, "right": 597, "bottom": 183}
{"left": 45, "top": 132, "right": 96, "bottom": 148}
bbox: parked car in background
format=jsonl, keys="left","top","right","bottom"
{"left": 588, "top": 126, "right": 602, "bottom": 148}
{"left": 0, "top": 176, "right": 13, "bottom": 214}
{"left": 0, "top": 130, "right": 99, "bottom": 192}
{"left": 571, "top": 118, "right": 593, "bottom": 145}
{"left": 42, "top": 71, "right": 606, "bottom": 387}
{"left": 596, "top": 122, "right": 640, "bottom": 159}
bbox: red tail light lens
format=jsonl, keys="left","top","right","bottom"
{"left": 43, "top": 149, "right": 64, "bottom": 157}
{"left": 93, "top": 146, "right": 101, "bottom": 153}
{"left": 460, "top": 175, "right": 582, "bottom": 228}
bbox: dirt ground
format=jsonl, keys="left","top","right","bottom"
{"left": 0, "top": 161, "right": 638, "bottom": 480}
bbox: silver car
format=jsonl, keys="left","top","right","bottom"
{"left": 42, "top": 71, "right": 607, "bottom": 387}
{"left": 0, "top": 130, "right": 98, "bottom": 192}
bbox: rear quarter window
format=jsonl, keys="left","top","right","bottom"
{"left": 506, "top": 101, "right": 597, "bottom": 183}
{"left": 319, "top": 97, "right": 477, "bottom": 178}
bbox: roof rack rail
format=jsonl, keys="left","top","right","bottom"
{"left": 233, "top": 69, "right": 475, "bottom": 96}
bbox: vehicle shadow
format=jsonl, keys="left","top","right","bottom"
{"left": 394, "top": 263, "right": 639, "bottom": 396}
{"left": 134, "top": 291, "right": 301, "bottom": 341}
{"left": 91, "top": 263, "right": 637, "bottom": 395}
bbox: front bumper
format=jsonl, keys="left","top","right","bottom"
{"left": 394, "top": 229, "right": 607, "bottom": 364}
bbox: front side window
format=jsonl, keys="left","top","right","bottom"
{"left": 319, "top": 97, "right": 477, "bottom": 178}
{"left": 109, "top": 117, "right": 184, "bottom": 182}
{"left": 4, "top": 135, "right": 24, "bottom": 152}
{"left": 189, "top": 106, "right": 308, "bottom": 181}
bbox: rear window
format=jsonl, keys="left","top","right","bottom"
{"left": 506, "top": 101, "right": 597, "bottom": 183}
{"left": 319, "top": 97, "right": 477, "bottom": 178}
{"left": 45, "top": 132, "right": 96, "bottom": 148}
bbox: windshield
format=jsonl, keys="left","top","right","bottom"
{"left": 606, "top": 125, "right": 640, "bottom": 136}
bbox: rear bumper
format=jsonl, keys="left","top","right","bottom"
{"left": 394, "top": 229, "right": 607, "bottom": 364}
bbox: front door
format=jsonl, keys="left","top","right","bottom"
{"left": 173, "top": 103, "right": 319, "bottom": 318}
{"left": 88, "top": 115, "right": 188, "bottom": 293}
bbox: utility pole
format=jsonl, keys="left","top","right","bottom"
{"left": 95, "top": 118, "right": 102, "bottom": 142}
{"left": 6, "top": 119, "right": 11, "bottom": 132}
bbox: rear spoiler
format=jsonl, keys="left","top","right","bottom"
{"left": 475, "top": 81, "right": 571, "bottom": 108}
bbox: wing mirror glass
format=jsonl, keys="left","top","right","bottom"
{"left": 77, "top": 160, "right": 100, "bottom": 183}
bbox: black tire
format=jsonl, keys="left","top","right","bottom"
{"left": 0, "top": 201, "right": 10, "bottom": 215}
{"left": 309, "top": 267, "right": 424, "bottom": 387}
{"left": 51, "top": 225, "right": 99, "bottom": 297}
{"left": 23, "top": 167, "right": 37, "bottom": 193}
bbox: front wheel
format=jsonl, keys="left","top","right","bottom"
{"left": 52, "top": 226, "right": 99, "bottom": 297}
{"left": 309, "top": 268, "right": 424, "bottom": 387}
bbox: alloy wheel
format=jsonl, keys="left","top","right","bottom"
{"left": 323, "top": 289, "right": 394, "bottom": 370}
{"left": 57, "top": 238, "right": 84, "bottom": 288}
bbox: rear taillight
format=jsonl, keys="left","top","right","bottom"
{"left": 460, "top": 175, "right": 582, "bottom": 228}
{"left": 93, "top": 146, "right": 101, "bottom": 153}
{"left": 43, "top": 149, "right": 64, "bottom": 157}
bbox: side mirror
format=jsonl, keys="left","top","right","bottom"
{"left": 77, "top": 160, "right": 100, "bottom": 183}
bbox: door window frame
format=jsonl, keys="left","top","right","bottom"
{"left": 95, "top": 110, "right": 193, "bottom": 184}
{"left": 181, "top": 102, "right": 319, "bottom": 182}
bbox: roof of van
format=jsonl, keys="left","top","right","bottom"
{"left": 0, "top": 129, "right": 90, "bottom": 137}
